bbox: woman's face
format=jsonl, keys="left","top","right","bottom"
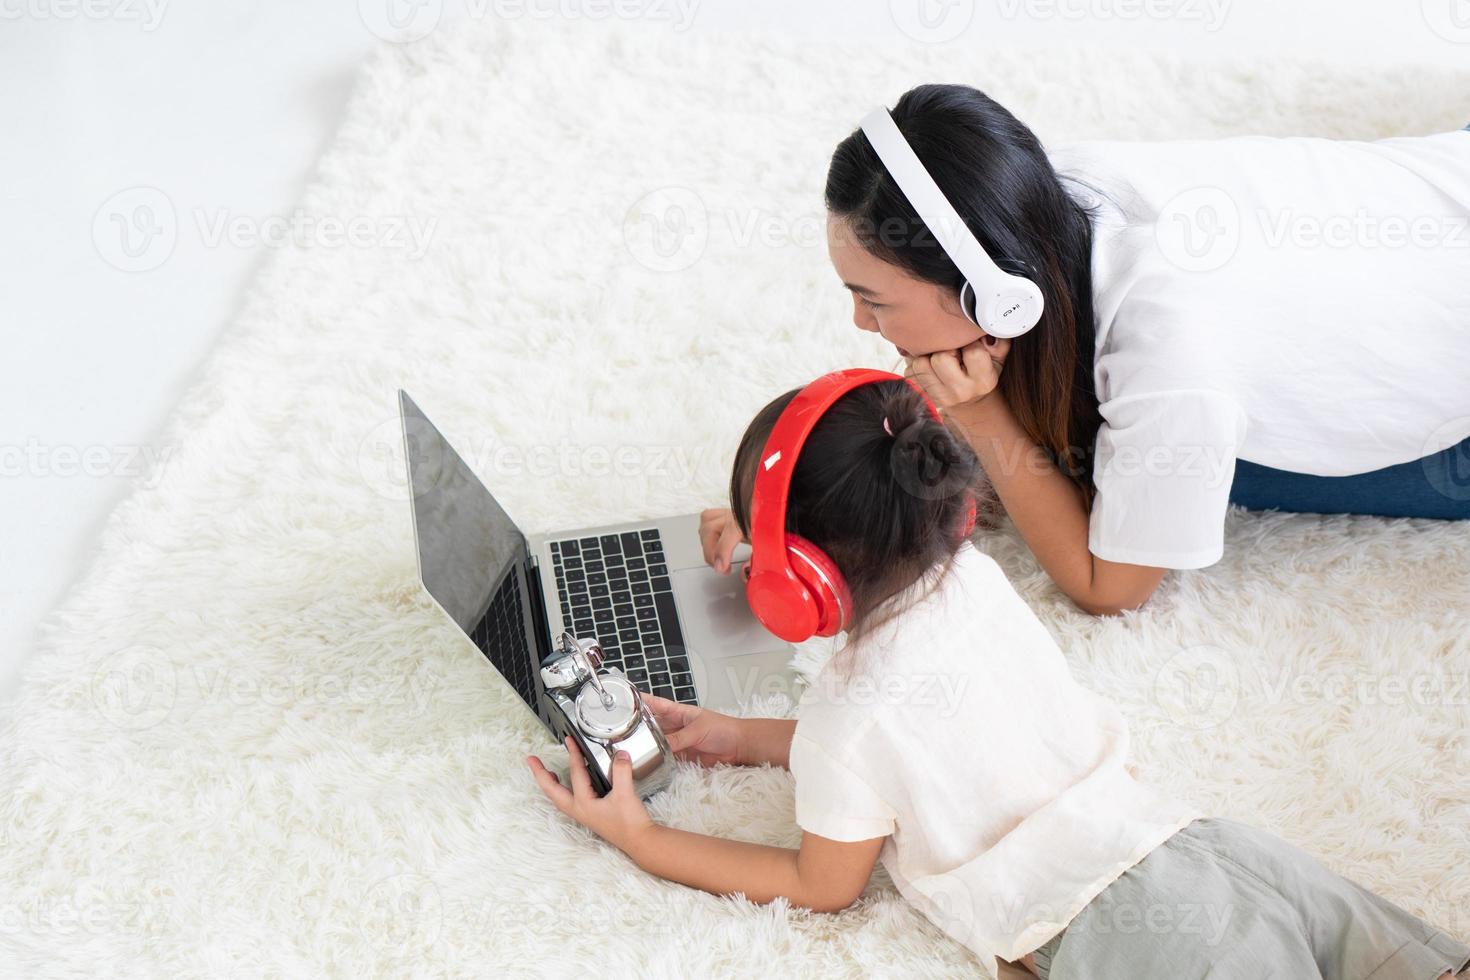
{"left": 826, "top": 213, "right": 986, "bottom": 358}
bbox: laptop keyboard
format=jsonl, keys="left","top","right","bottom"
{"left": 549, "top": 528, "right": 698, "bottom": 705}
{"left": 469, "top": 566, "right": 538, "bottom": 713}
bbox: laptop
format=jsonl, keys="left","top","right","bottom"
{"left": 398, "top": 390, "right": 799, "bottom": 740}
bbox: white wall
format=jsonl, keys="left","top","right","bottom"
{"left": 3, "top": 0, "right": 1467, "bottom": 703}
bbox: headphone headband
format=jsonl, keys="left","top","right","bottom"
{"left": 748, "top": 369, "right": 920, "bottom": 581}
{"left": 858, "top": 107, "right": 1045, "bottom": 339}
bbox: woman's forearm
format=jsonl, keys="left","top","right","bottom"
{"left": 948, "top": 395, "right": 1158, "bottom": 614}
{"left": 739, "top": 718, "right": 797, "bottom": 768}
{"left": 949, "top": 395, "right": 1094, "bottom": 589}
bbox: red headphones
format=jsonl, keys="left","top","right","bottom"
{"left": 744, "top": 368, "right": 978, "bottom": 644}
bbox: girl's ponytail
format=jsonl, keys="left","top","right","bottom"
{"left": 881, "top": 388, "right": 978, "bottom": 524}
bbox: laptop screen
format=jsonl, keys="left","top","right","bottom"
{"left": 399, "top": 391, "right": 546, "bottom": 716}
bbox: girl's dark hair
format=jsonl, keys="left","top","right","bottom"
{"left": 729, "top": 379, "right": 980, "bottom": 660}
{"left": 826, "top": 83, "right": 1104, "bottom": 507}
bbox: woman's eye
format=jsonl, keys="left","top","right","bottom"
{"left": 861, "top": 296, "right": 882, "bottom": 310}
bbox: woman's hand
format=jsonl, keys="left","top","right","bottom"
{"left": 641, "top": 693, "right": 747, "bottom": 767}
{"left": 905, "top": 335, "right": 1012, "bottom": 410}
{"left": 526, "top": 735, "right": 655, "bottom": 854}
{"left": 699, "top": 507, "right": 746, "bottom": 574}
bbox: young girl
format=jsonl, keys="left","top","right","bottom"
{"left": 527, "top": 374, "right": 1470, "bottom": 980}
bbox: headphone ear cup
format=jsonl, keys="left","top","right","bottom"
{"left": 745, "top": 566, "right": 818, "bottom": 643}
{"left": 963, "top": 259, "right": 1040, "bottom": 332}
{"left": 785, "top": 534, "right": 853, "bottom": 637}
{"left": 995, "top": 256, "right": 1036, "bottom": 279}
{"left": 957, "top": 280, "right": 980, "bottom": 327}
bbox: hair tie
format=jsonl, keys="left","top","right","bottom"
{"left": 882, "top": 416, "right": 895, "bottom": 437}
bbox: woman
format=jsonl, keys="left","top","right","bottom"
{"left": 702, "top": 84, "right": 1470, "bottom": 615}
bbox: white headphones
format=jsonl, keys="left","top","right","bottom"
{"left": 859, "top": 107, "right": 1045, "bottom": 339}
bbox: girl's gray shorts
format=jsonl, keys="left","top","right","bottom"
{"left": 1030, "top": 817, "right": 1470, "bottom": 980}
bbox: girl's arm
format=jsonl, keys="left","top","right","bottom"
{"left": 948, "top": 392, "right": 1166, "bottom": 616}
{"left": 739, "top": 717, "right": 797, "bottom": 768}
{"left": 527, "top": 737, "right": 884, "bottom": 913}
{"left": 625, "top": 827, "right": 886, "bottom": 913}
{"left": 642, "top": 694, "right": 796, "bottom": 769}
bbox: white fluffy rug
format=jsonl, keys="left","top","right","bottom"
{"left": 5, "top": 21, "right": 1470, "bottom": 979}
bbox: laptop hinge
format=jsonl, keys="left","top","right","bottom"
{"left": 523, "top": 551, "right": 554, "bottom": 663}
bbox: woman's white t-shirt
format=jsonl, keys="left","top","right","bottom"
{"left": 788, "top": 540, "right": 1201, "bottom": 978}
{"left": 1045, "top": 128, "right": 1470, "bottom": 569}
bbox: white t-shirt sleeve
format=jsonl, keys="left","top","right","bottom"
{"left": 1088, "top": 389, "right": 1249, "bottom": 569}
{"left": 788, "top": 731, "right": 897, "bottom": 842}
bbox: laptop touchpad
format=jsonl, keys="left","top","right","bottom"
{"left": 671, "top": 565, "right": 787, "bottom": 660}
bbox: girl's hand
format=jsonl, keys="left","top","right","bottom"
{"left": 641, "top": 693, "right": 747, "bottom": 767}
{"left": 526, "top": 736, "right": 656, "bottom": 854}
{"left": 905, "top": 335, "right": 1012, "bottom": 410}
{"left": 699, "top": 507, "right": 746, "bottom": 574}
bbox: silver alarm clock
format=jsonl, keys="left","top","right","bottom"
{"left": 539, "top": 630, "right": 674, "bottom": 801}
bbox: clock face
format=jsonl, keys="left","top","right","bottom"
{"left": 576, "top": 674, "right": 639, "bottom": 740}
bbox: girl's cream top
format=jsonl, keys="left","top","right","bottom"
{"left": 789, "top": 540, "right": 1201, "bottom": 978}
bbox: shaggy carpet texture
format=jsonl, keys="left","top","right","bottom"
{"left": 4, "top": 19, "right": 1470, "bottom": 980}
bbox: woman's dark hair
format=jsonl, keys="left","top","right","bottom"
{"left": 826, "top": 83, "right": 1104, "bottom": 507}
{"left": 729, "top": 378, "right": 980, "bottom": 661}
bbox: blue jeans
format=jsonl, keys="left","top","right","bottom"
{"left": 1228, "top": 433, "right": 1470, "bottom": 520}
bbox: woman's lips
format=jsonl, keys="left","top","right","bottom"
{"left": 896, "top": 346, "right": 912, "bottom": 358}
